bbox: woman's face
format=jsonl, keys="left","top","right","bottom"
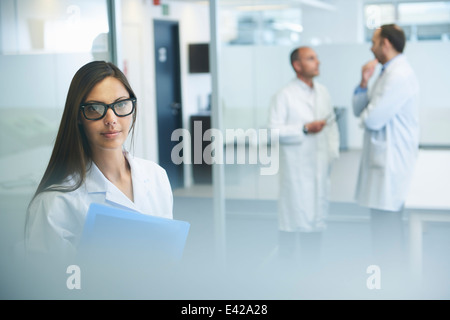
{"left": 80, "top": 76, "right": 133, "bottom": 155}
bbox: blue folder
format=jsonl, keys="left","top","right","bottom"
{"left": 80, "top": 203, "right": 190, "bottom": 263}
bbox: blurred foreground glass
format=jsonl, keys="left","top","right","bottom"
{"left": 0, "top": 0, "right": 113, "bottom": 208}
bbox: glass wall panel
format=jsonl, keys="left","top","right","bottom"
{"left": 0, "top": 0, "right": 113, "bottom": 249}
{"left": 214, "top": 0, "right": 450, "bottom": 218}
{"left": 361, "top": 1, "right": 450, "bottom": 147}
{"left": 217, "top": 1, "right": 303, "bottom": 206}
{"left": 210, "top": 0, "right": 450, "bottom": 297}
{"left": 364, "top": 1, "right": 450, "bottom": 41}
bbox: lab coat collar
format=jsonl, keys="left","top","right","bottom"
{"left": 295, "top": 77, "right": 315, "bottom": 92}
{"left": 382, "top": 53, "right": 404, "bottom": 73}
{"left": 84, "top": 152, "right": 140, "bottom": 212}
{"left": 85, "top": 162, "right": 106, "bottom": 193}
{"left": 125, "top": 152, "right": 148, "bottom": 211}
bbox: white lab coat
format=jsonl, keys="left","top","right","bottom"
{"left": 269, "top": 78, "right": 340, "bottom": 232}
{"left": 25, "top": 152, "right": 173, "bottom": 258}
{"left": 353, "top": 54, "right": 420, "bottom": 212}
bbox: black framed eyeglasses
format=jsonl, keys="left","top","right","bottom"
{"left": 80, "top": 98, "right": 136, "bottom": 120}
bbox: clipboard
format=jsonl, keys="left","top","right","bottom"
{"left": 79, "top": 203, "right": 190, "bottom": 263}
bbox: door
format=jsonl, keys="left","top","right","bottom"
{"left": 154, "top": 20, "right": 184, "bottom": 189}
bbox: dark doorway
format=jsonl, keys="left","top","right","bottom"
{"left": 153, "top": 20, "right": 184, "bottom": 189}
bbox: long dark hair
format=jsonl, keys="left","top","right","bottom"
{"left": 31, "top": 61, "right": 137, "bottom": 200}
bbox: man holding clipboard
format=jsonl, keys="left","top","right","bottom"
{"left": 268, "top": 46, "right": 340, "bottom": 269}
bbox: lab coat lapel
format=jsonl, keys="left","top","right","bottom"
{"left": 370, "top": 72, "right": 385, "bottom": 100}
{"left": 105, "top": 184, "right": 138, "bottom": 211}
{"left": 314, "top": 82, "right": 339, "bottom": 161}
{"left": 84, "top": 163, "right": 108, "bottom": 194}
{"left": 85, "top": 160, "right": 140, "bottom": 212}
{"left": 315, "top": 85, "right": 326, "bottom": 156}
{"left": 125, "top": 153, "right": 148, "bottom": 212}
{"left": 369, "top": 57, "right": 401, "bottom": 100}
{"left": 297, "top": 79, "right": 315, "bottom": 118}
{"left": 314, "top": 83, "right": 327, "bottom": 119}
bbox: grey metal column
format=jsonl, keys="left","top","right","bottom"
{"left": 209, "top": 0, "right": 226, "bottom": 267}
{"left": 107, "top": 0, "right": 121, "bottom": 66}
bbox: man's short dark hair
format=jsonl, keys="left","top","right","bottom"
{"left": 380, "top": 24, "right": 406, "bottom": 53}
{"left": 290, "top": 48, "right": 300, "bottom": 67}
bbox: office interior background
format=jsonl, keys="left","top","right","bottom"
{"left": 0, "top": 0, "right": 449, "bottom": 299}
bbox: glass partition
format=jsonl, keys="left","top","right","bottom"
{"left": 211, "top": 0, "right": 450, "bottom": 268}
{"left": 0, "top": 0, "right": 113, "bottom": 247}
{"left": 364, "top": 1, "right": 450, "bottom": 41}
{"left": 217, "top": 1, "right": 302, "bottom": 206}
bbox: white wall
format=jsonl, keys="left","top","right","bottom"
{"left": 405, "top": 41, "right": 450, "bottom": 146}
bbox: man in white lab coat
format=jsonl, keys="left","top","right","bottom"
{"left": 269, "top": 47, "right": 340, "bottom": 265}
{"left": 353, "top": 24, "right": 420, "bottom": 270}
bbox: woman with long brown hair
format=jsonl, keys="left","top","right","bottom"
{"left": 25, "top": 61, "right": 173, "bottom": 258}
